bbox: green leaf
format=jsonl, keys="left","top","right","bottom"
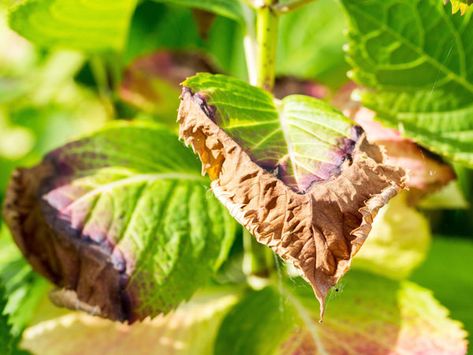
{"left": 3, "top": 122, "right": 236, "bottom": 322}
{"left": 215, "top": 287, "right": 295, "bottom": 355}
{"left": 353, "top": 193, "right": 431, "bottom": 279}
{"left": 342, "top": 0, "right": 473, "bottom": 167}
{"left": 0, "top": 227, "right": 49, "bottom": 335}
{"left": 183, "top": 73, "right": 355, "bottom": 192}
{"left": 277, "top": 0, "right": 349, "bottom": 88}
{"left": 151, "top": 0, "right": 245, "bottom": 24}
{"left": 9, "top": 0, "right": 138, "bottom": 51}
{"left": 412, "top": 236, "right": 473, "bottom": 344}
{"left": 20, "top": 290, "right": 238, "bottom": 355}
{"left": 216, "top": 271, "right": 467, "bottom": 354}
{"left": 0, "top": 284, "right": 18, "bottom": 354}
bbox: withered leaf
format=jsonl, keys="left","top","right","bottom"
{"left": 178, "top": 74, "right": 405, "bottom": 316}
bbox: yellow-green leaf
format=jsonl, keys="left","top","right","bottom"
{"left": 9, "top": 0, "right": 138, "bottom": 51}
{"left": 353, "top": 193, "right": 431, "bottom": 279}
{"left": 21, "top": 291, "right": 238, "bottom": 355}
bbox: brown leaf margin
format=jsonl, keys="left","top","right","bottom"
{"left": 178, "top": 88, "right": 406, "bottom": 317}
{"left": 2, "top": 163, "right": 135, "bottom": 323}
{"left": 333, "top": 83, "right": 456, "bottom": 203}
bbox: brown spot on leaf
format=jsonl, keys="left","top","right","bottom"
{"left": 178, "top": 89, "right": 405, "bottom": 316}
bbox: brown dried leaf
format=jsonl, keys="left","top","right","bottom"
{"left": 178, "top": 89, "right": 405, "bottom": 316}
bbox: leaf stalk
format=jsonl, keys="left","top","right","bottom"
{"left": 243, "top": 229, "right": 275, "bottom": 287}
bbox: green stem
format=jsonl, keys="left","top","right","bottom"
{"left": 243, "top": 229, "right": 275, "bottom": 287}
{"left": 241, "top": 0, "right": 280, "bottom": 285}
{"left": 256, "top": 0, "right": 279, "bottom": 91}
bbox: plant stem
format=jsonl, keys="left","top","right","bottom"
{"left": 256, "top": 0, "right": 279, "bottom": 91}
{"left": 273, "top": 0, "right": 317, "bottom": 14}
{"left": 241, "top": 0, "right": 280, "bottom": 285}
{"left": 243, "top": 229, "right": 275, "bottom": 287}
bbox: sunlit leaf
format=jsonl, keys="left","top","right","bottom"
{"left": 9, "top": 0, "right": 138, "bottom": 51}
{"left": 179, "top": 73, "right": 404, "bottom": 315}
{"left": 216, "top": 272, "right": 467, "bottom": 355}
{"left": 353, "top": 193, "right": 431, "bottom": 279}
{"left": 3, "top": 122, "right": 236, "bottom": 322}
{"left": 342, "top": 0, "right": 473, "bottom": 167}
{"left": 183, "top": 73, "right": 358, "bottom": 192}
{"left": 21, "top": 291, "right": 238, "bottom": 355}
